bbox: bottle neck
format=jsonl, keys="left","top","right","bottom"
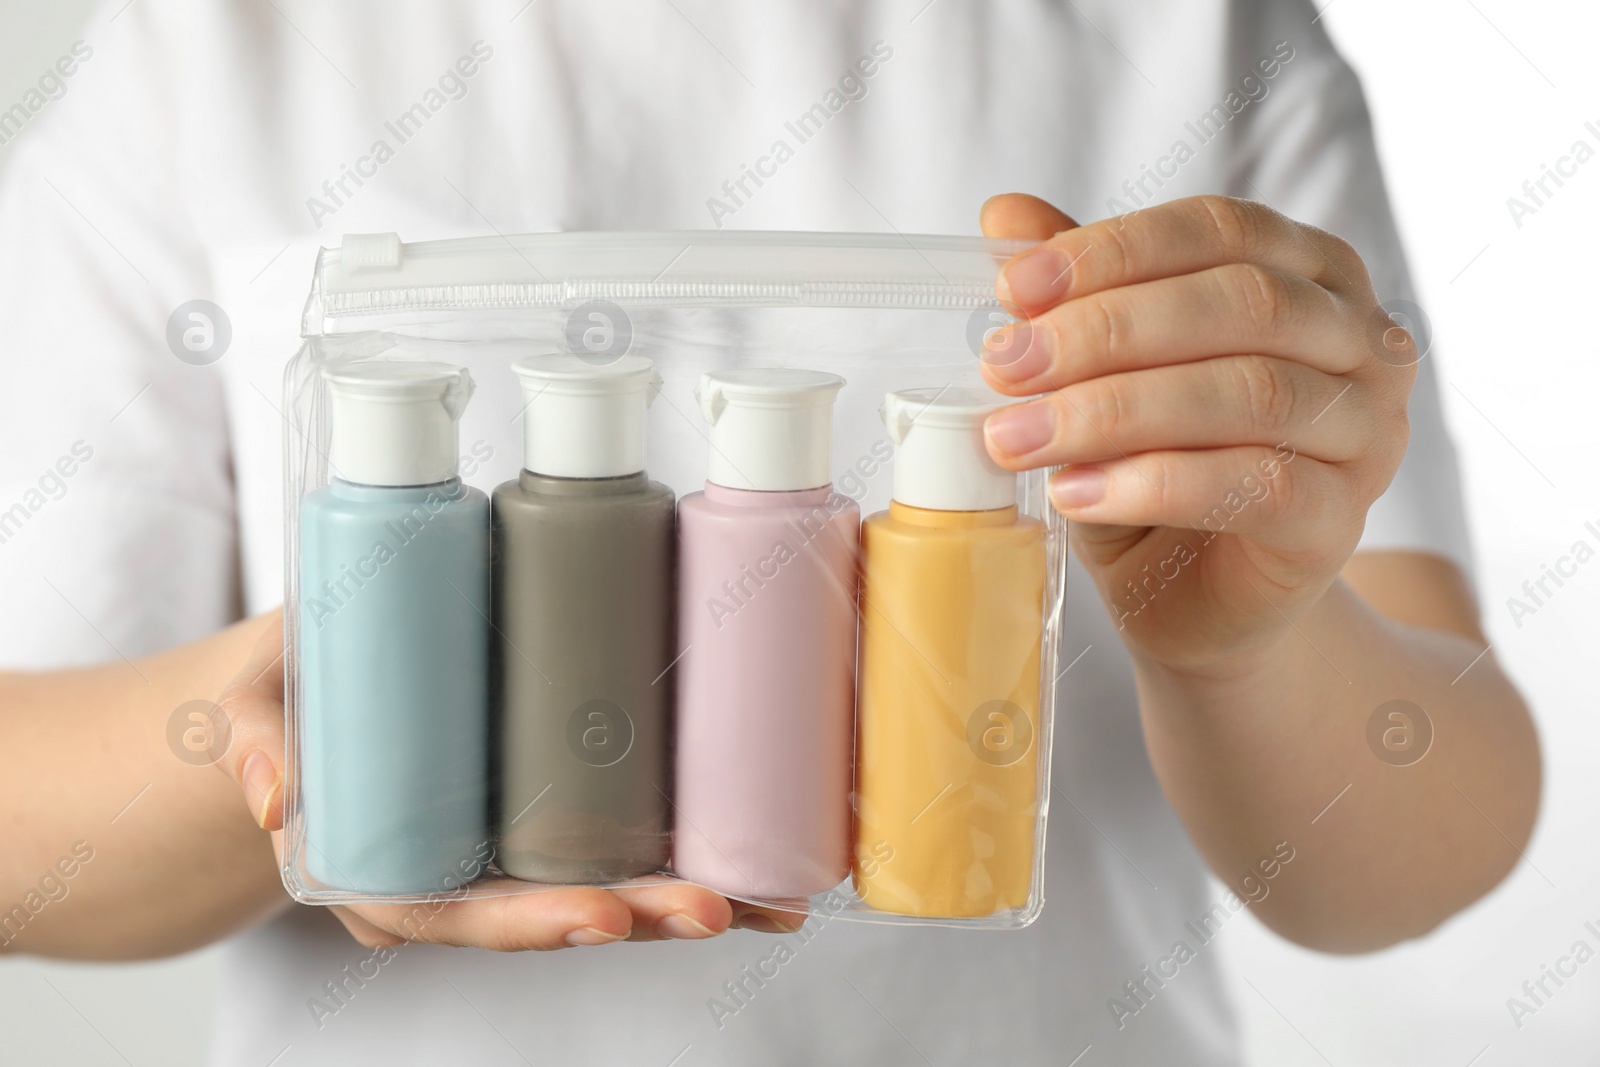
{"left": 329, "top": 475, "right": 464, "bottom": 501}
{"left": 887, "top": 499, "right": 1018, "bottom": 528}
{"left": 519, "top": 469, "right": 650, "bottom": 497}
{"left": 704, "top": 481, "right": 835, "bottom": 508}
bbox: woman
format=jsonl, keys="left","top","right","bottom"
{"left": 0, "top": 1, "right": 1538, "bottom": 1063}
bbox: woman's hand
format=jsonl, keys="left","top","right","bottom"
{"left": 217, "top": 610, "right": 794, "bottom": 949}
{"left": 979, "top": 193, "right": 1416, "bottom": 676}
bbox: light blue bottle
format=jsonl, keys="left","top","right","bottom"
{"left": 298, "top": 360, "right": 490, "bottom": 895}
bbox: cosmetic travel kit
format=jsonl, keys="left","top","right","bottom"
{"left": 282, "top": 230, "right": 1068, "bottom": 929}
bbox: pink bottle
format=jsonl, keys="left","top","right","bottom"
{"left": 673, "top": 369, "right": 859, "bottom": 900}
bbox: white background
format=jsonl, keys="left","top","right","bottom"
{"left": 0, "top": 1, "right": 1595, "bottom": 1064}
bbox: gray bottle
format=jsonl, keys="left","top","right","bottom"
{"left": 492, "top": 354, "right": 674, "bottom": 882}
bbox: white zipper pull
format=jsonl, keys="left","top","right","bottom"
{"left": 339, "top": 232, "right": 403, "bottom": 273}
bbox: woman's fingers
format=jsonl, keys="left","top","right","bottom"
{"left": 216, "top": 609, "right": 288, "bottom": 831}
{"left": 979, "top": 192, "right": 1080, "bottom": 241}
{"left": 352, "top": 886, "right": 636, "bottom": 952}
{"left": 982, "top": 263, "right": 1360, "bottom": 389}
{"left": 984, "top": 357, "right": 1368, "bottom": 469}
{"left": 996, "top": 195, "right": 1368, "bottom": 316}
{"left": 612, "top": 879, "right": 733, "bottom": 942}
{"left": 338, "top": 881, "right": 743, "bottom": 951}
{"left": 1042, "top": 446, "right": 1360, "bottom": 548}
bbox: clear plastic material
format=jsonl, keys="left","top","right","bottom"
{"left": 282, "top": 230, "right": 1068, "bottom": 928}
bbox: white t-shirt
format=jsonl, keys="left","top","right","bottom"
{"left": 0, "top": 1, "right": 1470, "bottom": 1063}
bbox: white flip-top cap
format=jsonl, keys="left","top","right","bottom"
{"left": 697, "top": 369, "right": 845, "bottom": 491}
{"left": 512, "top": 354, "right": 660, "bottom": 478}
{"left": 323, "top": 361, "right": 473, "bottom": 487}
{"left": 882, "top": 388, "right": 1017, "bottom": 511}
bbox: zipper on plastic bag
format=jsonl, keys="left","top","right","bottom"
{"left": 304, "top": 230, "right": 1031, "bottom": 335}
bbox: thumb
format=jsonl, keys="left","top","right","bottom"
{"left": 979, "top": 192, "right": 1080, "bottom": 241}
{"left": 217, "top": 608, "right": 288, "bottom": 831}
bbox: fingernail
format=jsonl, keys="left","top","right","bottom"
{"left": 658, "top": 914, "right": 717, "bottom": 940}
{"left": 732, "top": 914, "right": 787, "bottom": 934}
{"left": 1001, "top": 247, "right": 1071, "bottom": 308}
{"left": 565, "top": 927, "right": 627, "bottom": 947}
{"left": 241, "top": 751, "right": 280, "bottom": 830}
{"left": 982, "top": 321, "right": 1053, "bottom": 380}
{"left": 985, "top": 402, "right": 1057, "bottom": 457}
{"left": 1051, "top": 467, "right": 1107, "bottom": 509}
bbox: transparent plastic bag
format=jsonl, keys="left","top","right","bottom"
{"left": 282, "top": 230, "right": 1068, "bottom": 928}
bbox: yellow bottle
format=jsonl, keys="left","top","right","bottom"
{"left": 854, "top": 388, "right": 1047, "bottom": 918}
